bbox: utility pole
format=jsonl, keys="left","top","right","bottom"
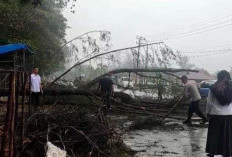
{"left": 136, "top": 36, "right": 141, "bottom": 85}
{"left": 136, "top": 36, "right": 148, "bottom": 84}
{"left": 146, "top": 41, "right": 149, "bottom": 69}
{"left": 136, "top": 36, "right": 149, "bottom": 68}
{"left": 136, "top": 37, "right": 141, "bottom": 68}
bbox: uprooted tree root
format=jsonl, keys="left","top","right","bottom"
{"left": 22, "top": 104, "right": 131, "bottom": 157}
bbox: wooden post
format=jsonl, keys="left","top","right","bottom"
{"left": 29, "top": 73, "right": 31, "bottom": 116}
{"left": 12, "top": 72, "right": 20, "bottom": 157}
{"left": 20, "top": 72, "right": 27, "bottom": 157}
{"left": 9, "top": 71, "right": 16, "bottom": 157}
{"left": 0, "top": 71, "right": 16, "bottom": 157}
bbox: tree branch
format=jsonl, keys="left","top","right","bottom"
{"left": 49, "top": 41, "right": 164, "bottom": 87}
{"left": 86, "top": 68, "right": 198, "bottom": 88}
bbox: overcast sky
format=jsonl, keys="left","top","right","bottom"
{"left": 63, "top": 0, "right": 232, "bottom": 73}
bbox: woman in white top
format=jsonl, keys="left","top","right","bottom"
{"left": 206, "top": 70, "right": 232, "bottom": 157}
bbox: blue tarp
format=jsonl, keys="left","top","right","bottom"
{"left": 0, "top": 44, "right": 33, "bottom": 55}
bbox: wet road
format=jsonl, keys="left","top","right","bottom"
{"left": 123, "top": 119, "right": 213, "bottom": 157}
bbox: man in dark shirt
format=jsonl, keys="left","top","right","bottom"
{"left": 98, "top": 73, "right": 114, "bottom": 110}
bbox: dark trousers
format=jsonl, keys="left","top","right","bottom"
{"left": 206, "top": 115, "right": 232, "bottom": 157}
{"left": 102, "top": 91, "right": 111, "bottom": 109}
{"left": 31, "top": 92, "right": 40, "bottom": 109}
{"left": 187, "top": 100, "right": 207, "bottom": 121}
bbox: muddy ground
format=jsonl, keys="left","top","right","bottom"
{"left": 124, "top": 118, "right": 208, "bottom": 157}
{"left": 108, "top": 112, "right": 212, "bottom": 157}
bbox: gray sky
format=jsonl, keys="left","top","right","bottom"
{"left": 63, "top": 0, "right": 232, "bottom": 73}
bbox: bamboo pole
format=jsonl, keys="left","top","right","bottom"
{"left": 161, "top": 94, "right": 183, "bottom": 121}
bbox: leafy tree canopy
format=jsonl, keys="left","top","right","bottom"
{"left": 0, "top": 0, "right": 67, "bottom": 73}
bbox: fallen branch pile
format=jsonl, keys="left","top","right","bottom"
{"left": 22, "top": 104, "right": 121, "bottom": 157}
{"left": 112, "top": 96, "right": 186, "bottom": 119}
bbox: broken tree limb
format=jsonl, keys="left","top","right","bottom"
{"left": 56, "top": 30, "right": 109, "bottom": 55}
{"left": 49, "top": 41, "right": 164, "bottom": 87}
{"left": 112, "top": 98, "right": 185, "bottom": 114}
{"left": 86, "top": 68, "right": 198, "bottom": 88}
{"left": 161, "top": 94, "right": 183, "bottom": 121}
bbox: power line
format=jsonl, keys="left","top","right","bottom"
{"left": 149, "top": 22, "right": 232, "bottom": 42}
{"left": 177, "top": 11, "right": 232, "bottom": 27}
{"left": 202, "top": 42, "right": 232, "bottom": 50}
{"left": 181, "top": 48, "right": 232, "bottom": 54}
{"left": 146, "top": 12, "right": 232, "bottom": 40}
{"left": 146, "top": 12, "right": 232, "bottom": 42}
{"left": 182, "top": 13, "right": 232, "bottom": 30}
{"left": 190, "top": 18, "right": 232, "bottom": 32}
{"left": 188, "top": 49, "right": 232, "bottom": 58}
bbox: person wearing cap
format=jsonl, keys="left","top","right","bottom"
{"left": 98, "top": 73, "right": 114, "bottom": 111}
{"left": 30, "top": 67, "right": 42, "bottom": 111}
{"left": 181, "top": 75, "right": 208, "bottom": 125}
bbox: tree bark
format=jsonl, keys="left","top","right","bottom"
{"left": 0, "top": 88, "right": 133, "bottom": 102}
{"left": 0, "top": 88, "right": 92, "bottom": 97}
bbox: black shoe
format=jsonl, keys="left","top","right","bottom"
{"left": 183, "top": 120, "right": 192, "bottom": 125}
{"left": 200, "top": 119, "right": 208, "bottom": 125}
{"left": 107, "top": 108, "right": 112, "bottom": 114}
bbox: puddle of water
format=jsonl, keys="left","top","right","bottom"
{"left": 123, "top": 121, "right": 217, "bottom": 157}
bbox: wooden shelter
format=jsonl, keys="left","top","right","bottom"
{"left": 0, "top": 44, "right": 33, "bottom": 87}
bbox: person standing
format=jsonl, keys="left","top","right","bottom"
{"left": 181, "top": 75, "right": 208, "bottom": 125}
{"left": 206, "top": 70, "right": 232, "bottom": 157}
{"left": 98, "top": 73, "right": 114, "bottom": 111}
{"left": 30, "top": 67, "right": 42, "bottom": 111}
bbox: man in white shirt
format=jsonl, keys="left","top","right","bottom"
{"left": 31, "top": 67, "right": 42, "bottom": 110}
{"left": 181, "top": 75, "right": 207, "bottom": 125}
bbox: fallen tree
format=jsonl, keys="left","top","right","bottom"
{"left": 0, "top": 88, "right": 134, "bottom": 104}
{"left": 86, "top": 68, "right": 198, "bottom": 88}
{"left": 49, "top": 42, "right": 164, "bottom": 86}
{"left": 0, "top": 88, "right": 94, "bottom": 97}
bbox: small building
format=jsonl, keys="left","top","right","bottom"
{"left": 0, "top": 44, "right": 33, "bottom": 70}
{"left": 0, "top": 44, "right": 33, "bottom": 87}
{"left": 185, "top": 71, "right": 214, "bottom": 83}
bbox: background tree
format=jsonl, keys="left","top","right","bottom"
{"left": 176, "top": 51, "right": 195, "bottom": 69}
{"left": 0, "top": 0, "right": 67, "bottom": 73}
